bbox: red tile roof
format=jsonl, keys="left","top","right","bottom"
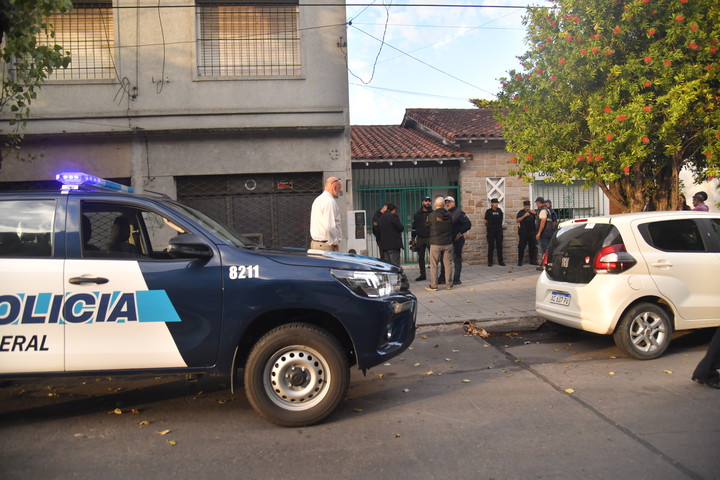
{"left": 402, "top": 108, "right": 503, "bottom": 142}
{"left": 351, "top": 125, "right": 473, "bottom": 161}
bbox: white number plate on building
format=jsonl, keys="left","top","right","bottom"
{"left": 550, "top": 291, "right": 571, "bottom": 306}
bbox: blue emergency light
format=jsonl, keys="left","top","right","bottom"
{"left": 56, "top": 172, "right": 135, "bottom": 193}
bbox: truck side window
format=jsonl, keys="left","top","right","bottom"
{"left": 0, "top": 200, "right": 55, "bottom": 258}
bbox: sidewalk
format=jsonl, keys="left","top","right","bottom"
{"left": 405, "top": 262, "right": 545, "bottom": 331}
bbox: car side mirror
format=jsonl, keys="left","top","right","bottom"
{"left": 167, "top": 233, "right": 213, "bottom": 259}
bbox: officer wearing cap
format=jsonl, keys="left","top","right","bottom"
{"left": 535, "top": 196, "right": 554, "bottom": 266}
{"left": 443, "top": 195, "right": 472, "bottom": 285}
{"left": 516, "top": 200, "right": 538, "bottom": 266}
{"left": 411, "top": 196, "right": 433, "bottom": 281}
{"left": 484, "top": 198, "right": 504, "bottom": 266}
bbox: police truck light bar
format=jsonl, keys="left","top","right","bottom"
{"left": 56, "top": 172, "right": 135, "bottom": 193}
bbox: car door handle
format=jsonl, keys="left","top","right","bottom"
{"left": 651, "top": 261, "right": 673, "bottom": 268}
{"left": 69, "top": 276, "right": 109, "bottom": 285}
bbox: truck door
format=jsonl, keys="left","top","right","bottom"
{"left": 0, "top": 198, "right": 64, "bottom": 373}
{"left": 63, "top": 199, "right": 223, "bottom": 371}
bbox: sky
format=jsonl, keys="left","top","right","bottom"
{"left": 345, "top": 0, "right": 531, "bottom": 126}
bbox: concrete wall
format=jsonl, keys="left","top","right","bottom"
{"left": 458, "top": 141, "right": 532, "bottom": 265}
{"left": 1, "top": 1, "right": 352, "bottom": 240}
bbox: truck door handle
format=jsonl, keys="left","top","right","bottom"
{"left": 69, "top": 276, "right": 109, "bottom": 285}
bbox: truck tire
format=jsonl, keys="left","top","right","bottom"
{"left": 613, "top": 303, "right": 672, "bottom": 360}
{"left": 244, "top": 323, "right": 349, "bottom": 427}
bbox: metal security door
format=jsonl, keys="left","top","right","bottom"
{"left": 177, "top": 173, "right": 322, "bottom": 248}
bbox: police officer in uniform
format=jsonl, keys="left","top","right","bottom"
{"left": 484, "top": 198, "right": 504, "bottom": 266}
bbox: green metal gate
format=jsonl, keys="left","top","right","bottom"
{"left": 354, "top": 186, "right": 459, "bottom": 263}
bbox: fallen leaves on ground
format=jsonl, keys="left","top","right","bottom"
{"left": 157, "top": 429, "right": 171, "bottom": 435}
{"left": 463, "top": 321, "right": 490, "bottom": 338}
{"left": 564, "top": 388, "right": 575, "bottom": 394}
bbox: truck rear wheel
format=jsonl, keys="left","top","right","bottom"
{"left": 244, "top": 323, "right": 349, "bottom": 427}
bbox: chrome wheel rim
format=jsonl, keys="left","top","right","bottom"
{"left": 629, "top": 311, "right": 667, "bottom": 353}
{"left": 263, "top": 345, "right": 330, "bottom": 411}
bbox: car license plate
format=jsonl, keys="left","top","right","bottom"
{"left": 550, "top": 291, "right": 571, "bottom": 306}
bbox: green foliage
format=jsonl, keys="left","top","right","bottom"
{"left": 469, "top": 98, "right": 501, "bottom": 109}
{"left": 1, "top": 0, "right": 72, "bottom": 163}
{"left": 496, "top": 0, "right": 720, "bottom": 212}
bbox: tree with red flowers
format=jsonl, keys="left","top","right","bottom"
{"left": 495, "top": 0, "right": 720, "bottom": 212}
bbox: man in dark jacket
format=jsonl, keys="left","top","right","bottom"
{"left": 411, "top": 196, "right": 433, "bottom": 281}
{"left": 371, "top": 203, "right": 388, "bottom": 258}
{"left": 425, "top": 196, "right": 453, "bottom": 291}
{"left": 515, "top": 200, "right": 537, "bottom": 266}
{"left": 377, "top": 203, "right": 404, "bottom": 266}
{"left": 443, "top": 196, "right": 472, "bottom": 285}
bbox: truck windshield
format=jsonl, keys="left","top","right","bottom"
{"left": 167, "top": 200, "right": 258, "bottom": 248}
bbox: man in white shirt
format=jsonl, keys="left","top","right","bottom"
{"left": 310, "top": 177, "right": 342, "bottom": 251}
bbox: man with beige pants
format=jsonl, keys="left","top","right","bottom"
{"left": 310, "top": 177, "right": 342, "bottom": 251}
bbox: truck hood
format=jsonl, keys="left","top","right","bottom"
{"left": 253, "top": 246, "right": 397, "bottom": 272}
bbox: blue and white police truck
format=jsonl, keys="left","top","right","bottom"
{"left": 0, "top": 173, "right": 416, "bottom": 427}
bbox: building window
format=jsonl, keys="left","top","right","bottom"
{"left": 196, "top": 0, "right": 300, "bottom": 77}
{"left": 38, "top": 1, "right": 115, "bottom": 80}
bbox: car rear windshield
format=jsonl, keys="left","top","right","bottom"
{"left": 545, "top": 223, "right": 623, "bottom": 284}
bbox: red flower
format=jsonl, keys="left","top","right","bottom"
{"left": 616, "top": 114, "right": 627, "bottom": 121}
{"left": 559, "top": 58, "right": 566, "bottom": 64}
{"left": 648, "top": 28, "right": 656, "bottom": 35}
{"left": 587, "top": 156, "right": 593, "bottom": 162}
{"left": 606, "top": 49, "right": 613, "bottom": 55}
{"left": 606, "top": 134, "right": 614, "bottom": 141}
{"left": 689, "top": 42, "right": 699, "bottom": 50}
{"left": 691, "top": 24, "right": 699, "bottom": 31}
{"left": 578, "top": 155, "right": 585, "bottom": 161}
{"left": 580, "top": 48, "right": 587, "bottom": 54}
{"left": 522, "top": 106, "right": 528, "bottom": 111}
{"left": 526, "top": 154, "right": 533, "bottom": 160}
{"left": 573, "top": 16, "right": 580, "bottom": 23}
{"left": 551, "top": 21, "right": 557, "bottom": 27}
{"left": 644, "top": 56, "right": 652, "bottom": 63}
{"left": 679, "top": 0, "right": 688, "bottom": 3}
{"left": 664, "top": 60, "right": 672, "bottom": 66}
{"left": 511, "top": 157, "right": 518, "bottom": 163}
{"left": 716, "top": 132, "right": 720, "bottom": 138}
{"left": 550, "top": 75, "right": 557, "bottom": 81}
{"left": 594, "top": 155, "right": 602, "bottom": 161}
{"left": 536, "top": 68, "right": 543, "bottom": 74}
{"left": 644, "top": 80, "right": 652, "bottom": 87}
{"left": 676, "top": 15, "right": 684, "bottom": 22}
{"left": 623, "top": 166, "right": 630, "bottom": 173}
{"left": 604, "top": 106, "right": 612, "bottom": 113}
{"left": 644, "top": 106, "right": 652, "bottom": 112}
{"left": 711, "top": 47, "right": 718, "bottom": 54}
{"left": 614, "top": 27, "right": 621, "bottom": 34}
{"left": 642, "top": 136, "right": 649, "bottom": 143}
{"left": 706, "top": 152, "right": 713, "bottom": 158}
{"left": 566, "top": 35, "right": 573, "bottom": 42}
{"left": 641, "top": 0, "right": 648, "bottom": 3}
{"left": 591, "top": 47, "right": 599, "bottom": 54}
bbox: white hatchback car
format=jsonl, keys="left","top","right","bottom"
{"left": 535, "top": 211, "right": 720, "bottom": 359}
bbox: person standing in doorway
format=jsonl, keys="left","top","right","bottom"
{"left": 411, "top": 196, "right": 433, "bottom": 281}
{"left": 377, "top": 203, "right": 404, "bottom": 266}
{"left": 516, "top": 200, "right": 537, "bottom": 266}
{"left": 484, "top": 198, "right": 504, "bottom": 266}
{"left": 443, "top": 196, "right": 472, "bottom": 285}
{"left": 372, "top": 203, "right": 389, "bottom": 258}
{"left": 310, "top": 177, "right": 342, "bottom": 251}
{"left": 425, "top": 196, "right": 453, "bottom": 291}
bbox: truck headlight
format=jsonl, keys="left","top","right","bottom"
{"left": 331, "top": 269, "right": 401, "bottom": 298}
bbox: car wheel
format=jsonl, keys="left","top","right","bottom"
{"left": 613, "top": 303, "right": 672, "bottom": 360}
{"left": 244, "top": 323, "right": 349, "bottom": 427}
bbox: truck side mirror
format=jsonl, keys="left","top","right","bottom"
{"left": 167, "top": 233, "right": 213, "bottom": 259}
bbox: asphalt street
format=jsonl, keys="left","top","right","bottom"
{"left": 1, "top": 323, "right": 718, "bottom": 479}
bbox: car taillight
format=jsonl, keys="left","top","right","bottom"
{"left": 593, "top": 244, "right": 636, "bottom": 273}
{"left": 541, "top": 250, "right": 549, "bottom": 267}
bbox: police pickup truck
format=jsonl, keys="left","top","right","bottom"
{"left": 0, "top": 173, "right": 416, "bottom": 427}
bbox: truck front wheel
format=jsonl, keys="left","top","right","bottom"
{"left": 244, "top": 323, "right": 349, "bottom": 427}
